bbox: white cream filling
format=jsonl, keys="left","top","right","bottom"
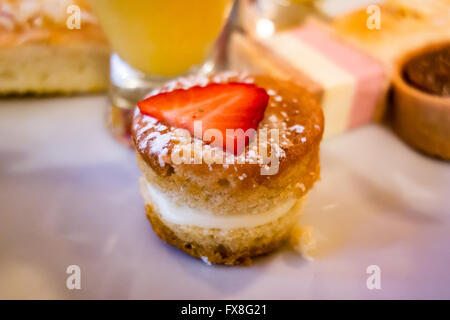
{"left": 140, "top": 178, "right": 298, "bottom": 229}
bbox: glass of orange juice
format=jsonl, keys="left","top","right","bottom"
{"left": 89, "top": 0, "right": 234, "bottom": 146}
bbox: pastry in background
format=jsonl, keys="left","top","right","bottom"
{"left": 392, "top": 42, "right": 450, "bottom": 160}
{"left": 334, "top": 0, "right": 450, "bottom": 159}
{"left": 132, "top": 72, "right": 324, "bottom": 265}
{"left": 229, "top": 20, "right": 388, "bottom": 138}
{"left": 333, "top": 0, "right": 450, "bottom": 73}
{"left": 0, "top": 0, "right": 109, "bottom": 95}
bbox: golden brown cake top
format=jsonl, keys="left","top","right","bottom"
{"left": 132, "top": 72, "right": 324, "bottom": 186}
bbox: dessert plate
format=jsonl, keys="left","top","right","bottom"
{"left": 0, "top": 95, "right": 449, "bottom": 299}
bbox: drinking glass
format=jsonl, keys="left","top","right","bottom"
{"left": 90, "top": 0, "right": 234, "bottom": 146}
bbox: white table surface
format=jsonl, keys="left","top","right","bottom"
{"left": 0, "top": 95, "right": 449, "bottom": 299}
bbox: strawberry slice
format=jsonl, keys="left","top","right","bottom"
{"left": 137, "top": 82, "right": 269, "bottom": 155}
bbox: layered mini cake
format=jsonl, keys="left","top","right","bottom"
{"left": 132, "top": 72, "right": 324, "bottom": 265}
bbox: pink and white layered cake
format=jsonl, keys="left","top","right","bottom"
{"left": 229, "top": 21, "right": 389, "bottom": 138}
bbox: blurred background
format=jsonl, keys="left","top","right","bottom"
{"left": 0, "top": 0, "right": 449, "bottom": 299}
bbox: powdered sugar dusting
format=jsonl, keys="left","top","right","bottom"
{"left": 289, "top": 125, "right": 305, "bottom": 133}
{"left": 161, "top": 71, "right": 254, "bottom": 93}
{"left": 134, "top": 109, "right": 173, "bottom": 166}
{"left": 238, "top": 173, "right": 247, "bottom": 180}
{"left": 274, "top": 95, "right": 283, "bottom": 102}
{"left": 269, "top": 115, "right": 278, "bottom": 123}
{"left": 150, "top": 133, "right": 172, "bottom": 167}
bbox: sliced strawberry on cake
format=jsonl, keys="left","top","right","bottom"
{"left": 137, "top": 82, "right": 269, "bottom": 155}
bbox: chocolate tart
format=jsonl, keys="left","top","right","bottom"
{"left": 393, "top": 42, "right": 450, "bottom": 159}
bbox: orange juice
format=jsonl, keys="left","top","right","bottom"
{"left": 90, "top": 0, "right": 232, "bottom": 76}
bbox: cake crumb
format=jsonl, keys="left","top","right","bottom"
{"left": 296, "top": 183, "right": 306, "bottom": 192}
{"left": 290, "top": 225, "right": 317, "bottom": 261}
{"left": 201, "top": 256, "right": 212, "bottom": 266}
